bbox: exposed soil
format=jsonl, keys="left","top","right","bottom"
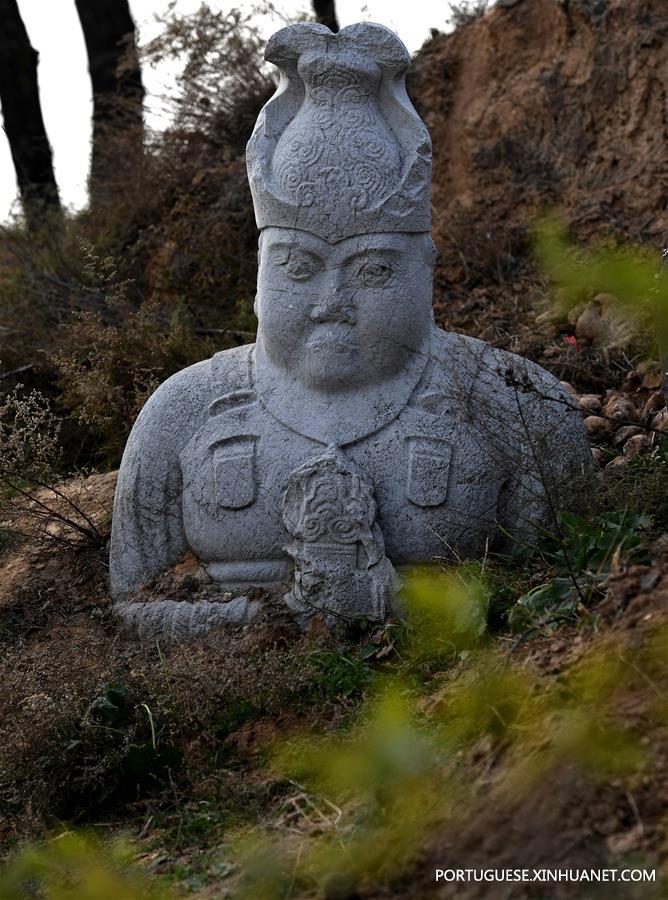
{"left": 398, "top": 542, "right": 668, "bottom": 899}
{"left": 408, "top": 0, "right": 668, "bottom": 372}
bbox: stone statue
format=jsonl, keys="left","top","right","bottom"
{"left": 110, "top": 22, "right": 591, "bottom": 640}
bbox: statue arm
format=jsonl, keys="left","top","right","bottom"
{"left": 109, "top": 362, "right": 210, "bottom": 600}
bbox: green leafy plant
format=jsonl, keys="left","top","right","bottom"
{"left": 396, "top": 565, "right": 489, "bottom": 670}
{"left": 543, "top": 510, "right": 652, "bottom": 573}
{"left": 0, "top": 832, "right": 175, "bottom": 899}
{"left": 307, "top": 649, "right": 375, "bottom": 702}
{"left": 508, "top": 509, "right": 652, "bottom": 629}
{"left": 226, "top": 569, "right": 659, "bottom": 898}
{"left": 84, "top": 681, "right": 129, "bottom": 725}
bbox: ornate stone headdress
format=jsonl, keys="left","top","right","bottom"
{"left": 247, "top": 22, "right": 432, "bottom": 242}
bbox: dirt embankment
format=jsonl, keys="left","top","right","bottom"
{"left": 409, "top": 0, "right": 668, "bottom": 342}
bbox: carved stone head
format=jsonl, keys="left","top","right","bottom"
{"left": 248, "top": 23, "right": 435, "bottom": 390}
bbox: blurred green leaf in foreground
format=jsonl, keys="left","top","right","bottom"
{"left": 534, "top": 217, "right": 668, "bottom": 385}
{"left": 0, "top": 831, "right": 175, "bottom": 900}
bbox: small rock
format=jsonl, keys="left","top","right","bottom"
{"left": 606, "top": 455, "right": 628, "bottom": 470}
{"left": 634, "top": 361, "right": 662, "bottom": 389}
{"left": 603, "top": 394, "right": 639, "bottom": 423}
{"left": 584, "top": 416, "right": 609, "bottom": 440}
{"left": 635, "top": 360, "right": 657, "bottom": 376}
{"left": 640, "top": 569, "right": 661, "bottom": 592}
{"left": 567, "top": 302, "right": 586, "bottom": 326}
{"left": 642, "top": 371, "right": 662, "bottom": 390}
{"left": 613, "top": 425, "right": 644, "bottom": 447}
{"left": 593, "top": 292, "right": 618, "bottom": 309}
{"left": 578, "top": 394, "right": 602, "bottom": 414}
{"left": 575, "top": 303, "right": 608, "bottom": 344}
{"left": 591, "top": 447, "right": 603, "bottom": 465}
{"left": 620, "top": 371, "right": 642, "bottom": 393}
{"left": 642, "top": 391, "right": 666, "bottom": 420}
{"left": 651, "top": 409, "right": 668, "bottom": 432}
{"left": 623, "top": 434, "right": 653, "bottom": 457}
{"left": 559, "top": 380, "right": 578, "bottom": 398}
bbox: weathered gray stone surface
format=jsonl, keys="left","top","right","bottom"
{"left": 110, "top": 22, "right": 592, "bottom": 639}
{"left": 247, "top": 22, "right": 431, "bottom": 242}
{"left": 282, "top": 446, "right": 397, "bottom": 628}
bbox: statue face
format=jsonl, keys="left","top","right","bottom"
{"left": 256, "top": 228, "right": 435, "bottom": 390}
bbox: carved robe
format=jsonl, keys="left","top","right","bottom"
{"left": 110, "top": 326, "right": 589, "bottom": 601}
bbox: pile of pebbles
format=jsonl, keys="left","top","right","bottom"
{"left": 560, "top": 363, "right": 667, "bottom": 469}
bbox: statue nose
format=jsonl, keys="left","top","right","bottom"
{"left": 310, "top": 291, "right": 356, "bottom": 324}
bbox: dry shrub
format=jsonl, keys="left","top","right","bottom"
{"left": 84, "top": 2, "right": 275, "bottom": 333}
{"left": 0, "top": 218, "right": 94, "bottom": 375}
{"left": 0, "top": 4, "right": 274, "bottom": 469}
{"left": 143, "top": 3, "right": 276, "bottom": 157}
{"left": 0, "top": 585, "right": 349, "bottom": 839}
{"left": 0, "top": 386, "right": 61, "bottom": 480}
{"left": 53, "top": 247, "right": 212, "bottom": 462}
{"left": 0, "top": 636, "right": 136, "bottom": 825}
{"left": 448, "top": 0, "right": 490, "bottom": 29}
{"left": 0, "top": 385, "right": 108, "bottom": 551}
{"left": 122, "top": 4, "right": 276, "bottom": 333}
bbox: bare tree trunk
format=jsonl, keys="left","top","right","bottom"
{"left": 660, "top": 253, "right": 668, "bottom": 404}
{"left": 313, "top": 0, "right": 340, "bottom": 33}
{"left": 0, "top": 0, "right": 61, "bottom": 230}
{"left": 74, "top": 0, "right": 144, "bottom": 202}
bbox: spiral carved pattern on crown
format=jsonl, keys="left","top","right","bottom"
{"left": 247, "top": 22, "right": 432, "bottom": 239}
{"left": 271, "top": 58, "right": 401, "bottom": 215}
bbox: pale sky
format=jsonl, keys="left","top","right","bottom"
{"left": 1, "top": 1, "right": 455, "bottom": 223}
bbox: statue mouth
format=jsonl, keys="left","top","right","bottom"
{"left": 306, "top": 326, "right": 357, "bottom": 355}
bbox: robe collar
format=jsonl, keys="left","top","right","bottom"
{"left": 251, "top": 335, "right": 432, "bottom": 447}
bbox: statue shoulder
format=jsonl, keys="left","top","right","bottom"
{"left": 428, "top": 327, "right": 495, "bottom": 383}
{"left": 209, "top": 343, "right": 255, "bottom": 397}
{"left": 429, "top": 326, "right": 571, "bottom": 405}
{"left": 424, "top": 327, "right": 494, "bottom": 406}
{"left": 427, "top": 327, "right": 586, "bottom": 451}
{"left": 479, "top": 343, "right": 574, "bottom": 410}
{"left": 126, "top": 343, "right": 255, "bottom": 454}
{"left": 475, "top": 342, "right": 590, "bottom": 470}
{"left": 429, "top": 327, "right": 488, "bottom": 367}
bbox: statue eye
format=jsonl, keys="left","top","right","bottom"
{"left": 285, "top": 259, "right": 314, "bottom": 280}
{"left": 358, "top": 261, "right": 391, "bottom": 286}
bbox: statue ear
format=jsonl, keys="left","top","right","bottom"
{"left": 262, "top": 24, "right": 331, "bottom": 137}
{"left": 265, "top": 22, "right": 331, "bottom": 68}
{"left": 339, "top": 23, "right": 410, "bottom": 73}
